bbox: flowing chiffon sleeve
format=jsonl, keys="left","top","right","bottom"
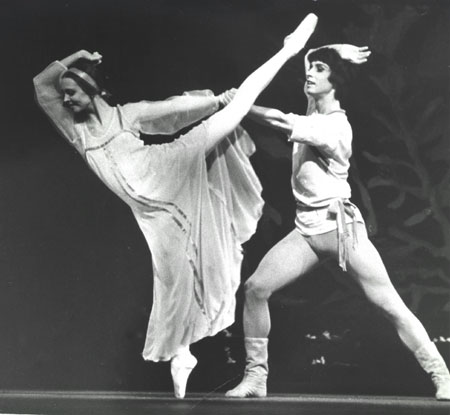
{"left": 33, "top": 61, "right": 83, "bottom": 153}
{"left": 121, "top": 90, "right": 220, "bottom": 136}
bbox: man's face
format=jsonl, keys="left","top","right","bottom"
{"left": 305, "top": 60, "right": 334, "bottom": 98}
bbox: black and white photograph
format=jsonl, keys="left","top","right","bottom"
{"left": 0, "top": 0, "right": 449, "bottom": 414}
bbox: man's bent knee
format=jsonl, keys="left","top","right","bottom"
{"left": 244, "top": 278, "right": 272, "bottom": 302}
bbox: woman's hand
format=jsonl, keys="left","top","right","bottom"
{"left": 77, "top": 50, "right": 103, "bottom": 64}
{"left": 283, "top": 13, "right": 318, "bottom": 58}
{"left": 336, "top": 45, "right": 371, "bottom": 64}
{"left": 60, "top": 50, "right": 103, "bottom": 68}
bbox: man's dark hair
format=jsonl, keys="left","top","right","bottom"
{"left": 307, "top": 47, "right": 355, "bottom": 102}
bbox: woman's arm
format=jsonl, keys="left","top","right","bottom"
{"left": 59, "top": 50, "right": 103, "bottom": 68}
{"left": 33, "top": 61, "right": 77, "bottom": 145}
{"left": 125, "top": 90, "right": 229, "bottom": 136}
{"left": 33, "top": 50, "right": 103, "bottom": 149}
{"left": 203, "top": 13, "right": 318, "bottom": 153}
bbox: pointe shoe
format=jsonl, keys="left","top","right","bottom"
{"left": 170, "top": 351, "right": 198, "bottom": 399}
{"left": 283, "top": 13, "right": 318, "bottom": 57}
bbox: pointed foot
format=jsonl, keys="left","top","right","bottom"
{"left": 171, "top": 352, "right": 197, "bottom": 399}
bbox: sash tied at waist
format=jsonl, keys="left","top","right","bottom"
{"left": 328, "top": 199, "right": 358, "bottom": 271}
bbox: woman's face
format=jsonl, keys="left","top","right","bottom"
{"left": 305, "top": 60, "right": 335, "bottom": 98}
{"left": 60, "top": 77, "right": 94, "bottom": 114}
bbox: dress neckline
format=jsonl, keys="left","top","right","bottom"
{"left": 84, "top": 107, "right": 116, "bottom": 139}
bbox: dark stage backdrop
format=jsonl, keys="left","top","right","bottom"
{"left": 0, "top": 0, "right": 448, "bottom": 396}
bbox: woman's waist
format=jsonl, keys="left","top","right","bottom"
{"left": 84, "top": 129, "right": 141, "bottom": 153}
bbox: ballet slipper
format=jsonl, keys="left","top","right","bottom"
{"left": 170, "top": 349, "right": 198, "bottom": 399}
{"left": 225, "top": 337, "right": 268, "bottom": 398}
{"left": 415, "top": 342, "right": 450, "bottom": 400}
{"left": 283, "top": 13, "right": 318, "bottom": 57}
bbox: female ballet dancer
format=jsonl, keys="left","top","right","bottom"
{"left": 33, "top": 13, "right": 319, "bottom": 398}
{"left": 225, "top": 43, "right": 450, "bottom": 400}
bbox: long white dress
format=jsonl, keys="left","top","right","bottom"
{"left": 34, "top": 62, "right": 264, "bottom": 362}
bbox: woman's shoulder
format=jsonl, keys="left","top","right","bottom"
{"left": 116, "top": 102, "right": 144, "bottom": 128}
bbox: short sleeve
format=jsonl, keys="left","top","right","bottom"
{"left": 289, "top": 112, "right": 352, "bottom": 158}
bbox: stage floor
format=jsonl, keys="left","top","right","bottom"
{"left": 0, "top": 391, "right": 449, "bottom": 415}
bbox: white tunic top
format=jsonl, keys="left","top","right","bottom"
{"left": 287, "top": 110, "right": 363, "bottom": 235}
